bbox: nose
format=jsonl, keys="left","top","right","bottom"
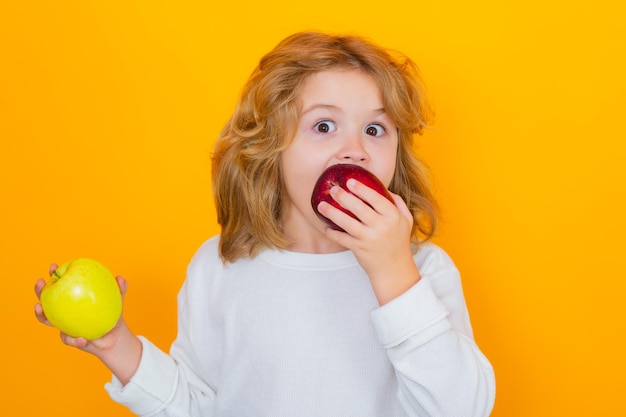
{"left": 337, "top": 132, "right": 368, "bottom": 163}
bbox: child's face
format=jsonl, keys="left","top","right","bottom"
{"left": 280, "top": 69, "right": 398, "bottom": 243}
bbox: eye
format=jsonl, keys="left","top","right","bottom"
{"left": 365, "top": 124, "right": 385, "bottom": 137}
{"left": 313, "top": 120, "right": 336, "bottom": 134}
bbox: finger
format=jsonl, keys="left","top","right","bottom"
{"left": 116, "top": 276, "right": 128, "bottom": 297}
{"left": 345, "top": 179, "right": 394, "bottom": 213}
{"left": 317, "top": 200, "right": 362, "bottom": 234}
{"left": 34, "top": 303, "right": 52, "bottom": 326}
{"left": 390, "top": 193, "right": 414, "bottom": 222}
{"left": 329, "top": 184, "right": 383, "bottom": 229}
{"left": 60, "top": 333, "right": 88, "bottom": 349}
{"left": 49, "top": 263, "right": 58, "bottom": 276}
{"left": 34, "top": 278, "right": 46, "bottom": 298}
{"left": 325, "top": 224, "right": 357, "bottom": 248}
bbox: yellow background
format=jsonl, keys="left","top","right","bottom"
{"left": 2, "top": 0, "right": 624, "bottom": 415}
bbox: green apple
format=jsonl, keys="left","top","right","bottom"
{"left": 40, "top": 258, "right": 122, "bottom": 340}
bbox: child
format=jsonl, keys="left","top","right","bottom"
{"left": 35, "top": 31, "right": 495, "bottom": 416}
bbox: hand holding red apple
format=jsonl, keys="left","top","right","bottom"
{"left": 311, "top": 164, "right": 394, "bottom": 232}
{"left": 311, "top": 164, "right": 422, "bottom": 305}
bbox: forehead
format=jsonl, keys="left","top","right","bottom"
{"left": 297, "top": 69, "right": 383, "bottom": 110}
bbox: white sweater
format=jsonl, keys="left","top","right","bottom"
{"left": 105, "top": 236, "right": 495, "bottom": 416}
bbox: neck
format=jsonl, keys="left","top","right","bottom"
{"left": 286, "top": 234, "right": 347, "bottom": 254}
{"left": 282, "top": 217, "right": 347, "bottom": 254}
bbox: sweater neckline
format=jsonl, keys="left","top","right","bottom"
{"left": 258, "top": 247, "right": 359, "bottom": 270}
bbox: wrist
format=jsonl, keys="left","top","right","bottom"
{"left": 368, "top": 259, "right": 421, "bottom": 306}
{"left": 96, "top": 321, "right": 143, "bottom": 385}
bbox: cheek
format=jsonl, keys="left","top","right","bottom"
{"left": 380, "top": 165, "right": 396, "bottom": 189}
{"left": 280, "top": 152, "right": 318, "bottom": 204}
{"left": 281, "top": 138, "right": 329, "bottom": 188}
{"left": 376, "top": 143, "right": 399, "bottom": 188}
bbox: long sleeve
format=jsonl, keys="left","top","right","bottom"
{"left": 104, "top": 336, "right": 216, "bottom": 416}
{"left": 104, "top": 259, "right": 218, "bottom": 417}
{"left": 370, "top": 244, "right": 496, "bottom": 417}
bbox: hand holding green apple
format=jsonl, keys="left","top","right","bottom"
{"left": 38, "top": 258, "right": 123, "bottom": 340}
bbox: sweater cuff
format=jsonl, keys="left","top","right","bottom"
{"left": 104, "top": 336, "right": 178, "bottom": 416}
{"left": 370, "top": 277, "right": 451, "bottom": 348}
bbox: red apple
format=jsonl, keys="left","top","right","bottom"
{"left": 311, "top": 164, "right": 394, "bottom": 231}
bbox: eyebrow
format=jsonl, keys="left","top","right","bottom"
{"left": 300, "top": 104, "right": 339, "bottom": 116}
{"left": 300, "top": 103, "right": 386, "bottom": 116}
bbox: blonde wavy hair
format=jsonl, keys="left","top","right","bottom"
{"left": 212, "top": 31, "right": 438, "bottom": 263}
